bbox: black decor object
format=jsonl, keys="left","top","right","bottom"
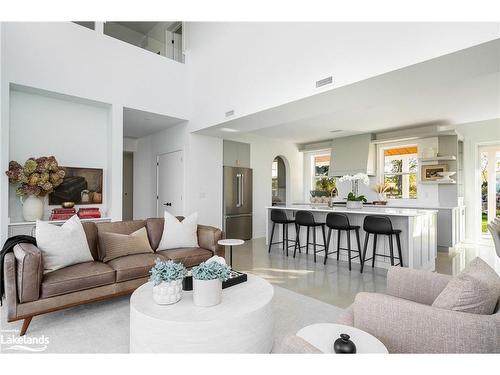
{"left": 182, "top": 270, "right": 247, "bottom": 291}
{"left": 333, "top": 333, "right": 357, "bottom": 354}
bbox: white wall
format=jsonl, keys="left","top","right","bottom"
{"left": 455, "top": 118, "right": 500, "bottom": 242}
{"left": 132, "top": 123, "right": 223, "bottom": 228}
{"left": 8, "top": 89, "right": 111, "bottom": 221}
{"left": 185, "top": 22, "right": 500, "bottom": 132}
{"left": 0, "top": 22, "right": 189, "bottom": 242}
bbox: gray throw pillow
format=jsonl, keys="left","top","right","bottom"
{"left": 432, "top": 257, "right": 500, "bottom": 315}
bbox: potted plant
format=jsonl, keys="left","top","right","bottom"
{"left": 149, "top": 259, "right": 187, "bottom": 305}
{"left": 5, "top": 156, "right": 65, "bottom": 221}
{"left": 191, "top": 256, "right": 231, "bottom": 307}
{"left": 339, "top": 173, "right": 370, "bottom": 209}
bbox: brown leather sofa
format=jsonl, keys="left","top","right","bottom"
{"left": 3, "top": 217, "right": 224, "bottom": 336}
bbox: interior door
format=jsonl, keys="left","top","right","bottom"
{"left": 157, "top": 151, "right": 183, "bottom": 217}
{"left": 122, "top": 152, "right": 134, "bottom": 221}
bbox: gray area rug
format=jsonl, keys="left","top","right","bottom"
{"left": 0, "top": 285, "right": 344, "bottom": 353}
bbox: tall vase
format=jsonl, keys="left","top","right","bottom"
{"left": 193, "top": 279, "right": 222, "bottom": 307}
{"left": 20, "top": 195, "right": 44, "bottom": 221}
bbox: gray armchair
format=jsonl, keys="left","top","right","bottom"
{"left": 337, "top": 267, "right": 500, "bottom": 353}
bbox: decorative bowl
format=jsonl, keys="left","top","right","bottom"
{"left": 61, "top": 201, "right": 75, "bottom": 208}
{"left": 436, "top": 172, "right": 456, "bottom": 181}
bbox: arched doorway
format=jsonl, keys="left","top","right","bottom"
{"left": 272, "top": 156, "right": 287, "bottom": 206}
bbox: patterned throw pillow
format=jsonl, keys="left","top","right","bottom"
{"left": 99, "top": 227, "right": 154, "bottom": 262}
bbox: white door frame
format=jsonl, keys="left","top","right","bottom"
{"left": 477, "top": 142, "right": 500, "bottom": 243}
{"left": 156, "top": 149, "right": 183, "bottom": 217}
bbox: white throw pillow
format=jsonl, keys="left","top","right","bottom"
{"left": 36, "top": 215, "right": 94, "bottom": 273}
{"left": 157, "top": 211, "right": 199, "bottom": 250}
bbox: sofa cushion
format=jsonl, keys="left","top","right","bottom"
{"left": 96, "top": 220, "right": 146, "bottom": 260}
{"left": 145, "top": 218, "right": 164, "bottom": 251}
{"left": 82, "top": 222, "right": 99, "bottom": 260}
{"left": 106, "top": 253, "right": 163, "bottom": 282}
{"left": 157, "top": 211, "right": 199, "bottom": 250}
{"left": 36, "top": 215, "right": 94, "bottom": 274}
{"left": 158, "top": 247, "right": 213, "bottom": 268}
{"left": 99, "top": 227, "right": 154, "bottom": 262}
{"left": 432, "top": 257, "right": 500, "bottom": 314}
{"left": 40, "top": 261, "right": 115, "bottom": 298}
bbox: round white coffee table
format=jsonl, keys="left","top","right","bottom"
{"left": 218, "top": 239, "right": 244, "bottom": 266}
{"left": 297, "top": 323, "right": 388, "bottom": 354}
{"left": 129, "top": 274, "right": 274, "bottom": 353}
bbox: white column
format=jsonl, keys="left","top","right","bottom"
{"left": 95, "top": 22, "right": 104, "bottom": 35}
{"left": 402, "top": 156, "right": 410, "bottom": 199}
{"left": 0, "top": 23, "right": 9, "bottom": 243}
{"left": 108, "top": 105, "right": 123, "bottom": 221}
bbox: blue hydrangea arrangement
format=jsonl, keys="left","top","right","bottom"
{"left": 191, "top": 260, "right": 231, "bottom": 281}
{"left": 149, "top": 259, "right": 187, "bottom": 286}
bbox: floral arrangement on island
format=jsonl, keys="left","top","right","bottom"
{"left": 339, "top": 173, "right": 370, "bottom": 208}
{"left": 149, "top": 259, "right": 187, "bottom": 305}
{"left": 373, "top": 182, "right": 392, "bottom": 202}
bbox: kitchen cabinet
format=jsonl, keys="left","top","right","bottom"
{"left": 437, "top": 206, "right": 466, "bottom": 248}
{"left": 223, "top": 140, "right": 250, "bottom": 168}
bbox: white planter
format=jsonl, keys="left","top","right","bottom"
{"left": 152, "top": 279, "right": 183, "bottom": 305}
{"left": 193, "top": 278, "right": 222, "bottom": 307}
{"left": 20, "top": 195, "right": 44, "bottom": 221}
{"left": 346, "top": 201, "right": 363, "bottom": 209}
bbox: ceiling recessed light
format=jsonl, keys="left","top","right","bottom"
{"left": 220, "top": 127, "right": 239, "bottom": 133}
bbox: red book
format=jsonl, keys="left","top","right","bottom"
{"left": 52, "top": 208, "right": 76, "bottom": 214}
{"left": 78, "top": 213, "right": 101, "bottom": 219}
{"left": 50, "top": 213, "right": 75, "bottom": 221}
{"left": 78, "top": 208, "right": 100, "bottom": 213}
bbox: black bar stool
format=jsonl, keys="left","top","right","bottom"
{"left": 293, "top": 210, "right": 327, "bottom": 263}
{"left": 268, "top": 209, "right": 297, "bottom": 256}
{"left": 360, "top": 215, "right": 403, "bottom": 273}
{"left": 325, "top": 212, "right": 363, "bottom": 271}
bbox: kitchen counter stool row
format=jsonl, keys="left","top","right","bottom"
{"left": 268, "top": 208, "right": 404, "bottom": 272}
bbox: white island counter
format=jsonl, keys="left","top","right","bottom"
{"left": 266, "top": 205, "right": 438, "bottom": 271}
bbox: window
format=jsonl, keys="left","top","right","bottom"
{"left": 383, "top": 146, "right": 418, "bottom": 199}
{"left": 311, "top": 152, "right": 331, "bottom": 189}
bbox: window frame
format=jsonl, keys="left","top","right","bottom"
{"left": 310, "top": 150, "right": 331, "bottom": 191}
{"left": 379, "top": 144, "right": 419, "bottom": 200}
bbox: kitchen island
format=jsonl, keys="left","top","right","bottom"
{"left": 266, "top": 205, "right": 438, "bottom": 271}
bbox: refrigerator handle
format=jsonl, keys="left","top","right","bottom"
{"left": 240, "top": 174, "right": 244, "bottom": 207}
{"left": 236, "top": 173, "right": 242, "bottom": 207}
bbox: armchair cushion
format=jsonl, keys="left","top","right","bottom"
{"left": 432, "top": 257, "right": 500, "bottom": 315}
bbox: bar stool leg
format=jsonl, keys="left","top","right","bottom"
{"left": 306, "top": 227, "right": 310, "bottom": 254}
{"left": 355, "top": 228, "right": 362, "bottom": 267}
{"left": 337, "top": 230, "right": 341, "bottom": 261}
{"left": 325, "top": 227, "right": 332, "bottom": 265}
{"left": 282, "top": 224, "right": 286, "bottom": 253}
{"left": 313, "top": 227, "right": 317, "bottom": 263}
{"left": 268, "top": 222, "right": 276, "bottom": 253}
{"left": 285, "top": 224, "right": 289, "bottom": 257}
{"left": 321, "top": 225, "right": 327, "bottom": 263}
{"left": 372, "top": 233, "right": 378, "bottom": 268}
{"left": 293, "top": 224, "right": 300, "bottom": 258}
{"left": 346, "top": 229, "right": 352, "bottom": 271}
{"left": 396, "top": 233, "right": 403, "bottom": 267}
{"left": 360, "top": 233, "right": 369, "bottom": 273}
{"left": 388, "top": 234, "right": 395, "bottom": 266}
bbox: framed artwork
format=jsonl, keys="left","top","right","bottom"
{"left": 421, "top": 164, "right": 448, "bottom": 181}
{"left": 49, "top": 167, "right": 103, "bottom": 205}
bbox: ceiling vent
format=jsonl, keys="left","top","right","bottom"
{"left": 330, "top": 129, "right": 343, "bottom": 134}
{"left": 225, "top": 110, "right": 235, "bottom": 118}
{"left": 316, "top": 76, "right": 333, "bottom": 88}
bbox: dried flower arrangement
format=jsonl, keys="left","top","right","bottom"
{"left": 5, "top": 156, "right": 65, "bottom": 197}
{"left": 373, "top": 183, "right": 392, "bottom": 194}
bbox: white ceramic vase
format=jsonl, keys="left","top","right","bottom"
{"left": 152, "top": 279, "right": 183, "bottom": 305}
{"left": 193, "top": 278, "right": 222, "bottom": 307}
{"left": 346, "top": 200, "right": 363, "bottom": 209}
{"left": 20, "top": 195, "right": 44, "bottom": 221}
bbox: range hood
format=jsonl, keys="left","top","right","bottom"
{"left": 328, "top": 133, "right": 376, "bottom": 177}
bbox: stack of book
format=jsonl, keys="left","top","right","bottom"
{"left": 78, "top": 207, "right": 101, "bottom": 219}
{"left": 49, "top": 208, "right": 76, "bottom": 221}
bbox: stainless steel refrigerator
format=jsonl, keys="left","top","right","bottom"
{"left": 223, "top": 166, "right": 253, "bottom": 240}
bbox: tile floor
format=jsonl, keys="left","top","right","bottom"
{"left": 228, "top": 237, "right": 499, "bottom": 308}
